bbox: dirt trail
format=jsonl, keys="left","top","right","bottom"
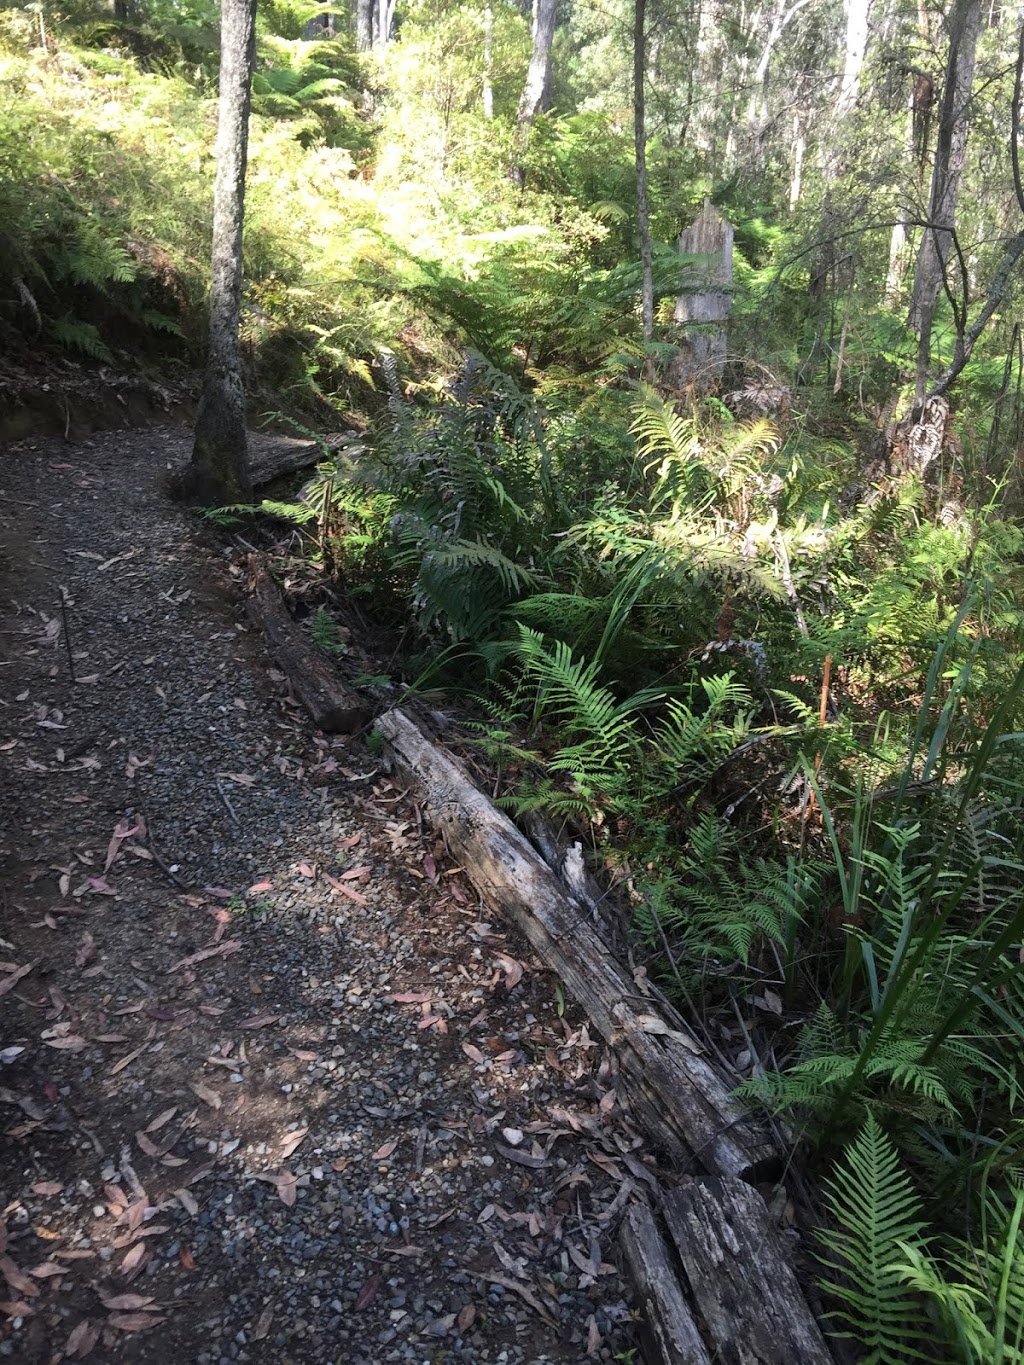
{"left": 0, "top": 429, "right": 640, "bottom": 1364}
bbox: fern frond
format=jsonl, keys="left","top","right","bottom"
{"left": 818, "top": 1115, "right": 935, "bottom": 1363}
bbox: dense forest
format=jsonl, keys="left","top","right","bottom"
{"left": 3, "top": 0, "right": 1024, "bottom": 1358}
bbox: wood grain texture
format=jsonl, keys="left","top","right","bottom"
{"left": 663, "top": 1177, "right": 834, "bottom": 1364}
{"left": 620, "top": 1202, "right": 711, "bottom": 1365}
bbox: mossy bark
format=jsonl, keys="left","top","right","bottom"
{"left": 179, "top": 0, "right": 256, "bottom": 506}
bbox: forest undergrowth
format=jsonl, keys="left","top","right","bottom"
{"left": 4, "top": 0, "right": 1024, "bottom": 1358}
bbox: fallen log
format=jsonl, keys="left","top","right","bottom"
{"left": 246, "top": 556, "right": 370, "bottom": 734}
{"left": 620, "top": 1202, "right": 711, "bottom": 1365}
{"left": 247, "top": 432, "right": 321, "bottom": 487}
{"left": 375, "top": 707, "right": 777, "bottom": 1180}
{"left": 662, "top": 1176, "right": 834, "bottom": 1364}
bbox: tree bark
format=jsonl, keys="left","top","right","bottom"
{"left": 376, "top": 707, "right": 780, "bottom": 1179}
{"left": 246, "top": 558, "right": 371, "bottom": 733}
{"left": 634, "top": 0, "right": 654, "bottom": 373}
{"left": 837, "top": 0, "right": 871, "bottom": 121}
{"left": 620, "top": 1203, "right": 712, "bottom": 1365}
{"left": 508, "top": 0, "right": 557, "bottom": 187}
{"left": 355, "top": 0, "right": 373, "bottom": 51}
{"left": 182, "top": 0, "right": 257, "bottom": 506}
{"left": 908, "top": 0, "right": 982, "bottom": 406}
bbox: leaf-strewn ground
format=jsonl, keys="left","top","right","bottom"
{"left": 0, "top": 428, "right": 640, "bottom": 1364}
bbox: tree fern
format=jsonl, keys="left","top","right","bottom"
{"left": 817, "top": 1115, "right": 936, "bottom": 1363}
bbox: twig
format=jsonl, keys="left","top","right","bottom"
{"left": 59, "top": 590, "right": 76, "bottom": 684}
{"left": 216, "top": 779, "right": 241, "bottom": 826}
{"left": 140, "top": 810, "right": 191, "bottom": 890}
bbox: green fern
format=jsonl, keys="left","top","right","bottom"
{"left": 818, "top": 1115, "right": 936, "bottom": 1363}
{"left": 49, "top": 318, "right": 113, "bottom": 361}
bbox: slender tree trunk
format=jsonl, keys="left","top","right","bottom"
{"left": 837, "top": 0, "right": 871, "bottom": 120}
{"left": 181, "top": 0, "right": 256, "bottom": 506}
{"left": 377, "top": 0, "right": 396, "bottom": 49}
{"left": 508, "top": 0, "right": 557, "bottom": 187}
{"left": 634, "top": 0, "right": 654, "bottom": 373}
{"left": 788, "top": 111, "right": 805, "bottom": 209}
{"left": 354, "top": 0, "right": 372, "bottom": 51}
{"left": 482, "top": 1, "right": 494, "bottom": 118}
{"left": 908, "top": 0, "right": 982, "bottom": 405}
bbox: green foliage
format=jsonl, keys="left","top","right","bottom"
{"left": 818, "top": 1115, "right": 935, "bottom": 1363}
{"left": 310, "top": 605, "right": 346, "bottom": 656}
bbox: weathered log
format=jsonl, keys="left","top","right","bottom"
{"left": 247, "top": 432, "right": 320, "bottom": 487}
{"left": 517, "top": 809, "right": 628, "bottom": 957}
{"left": 662, "top": 1177, "right": 834, "bottom": 1365}
{"left": 620, "top": 1202, "right": 711, "bottom": 1365}
{"left": 375, "top": 707, "right": 778, "bottom": 1179}
{"left": 246, "top": 557, "right": 370, "bottom": 733}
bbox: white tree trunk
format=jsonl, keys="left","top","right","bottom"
{"left": 508, "top": 0, "right": 557, "bottom": 185}
{"left": 837, "top": 0, "right": 871, "bottom": 120}
{"left": 184, "top": 0, "right": 256, "bottom": 505}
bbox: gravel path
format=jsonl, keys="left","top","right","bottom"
{"left": 0, "top": 429, "right": 642, "bottom": 1364}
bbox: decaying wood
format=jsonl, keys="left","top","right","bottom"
{"left": 376, "top": 707, "right": 778, "bottom": 1179}
{"left": 620, "top": 1202, "right": 711, "bottom": 1365}
{"left": 518, "top": 810, "right": 628, "bottom": 957}
{"left": 662, "top": 1177, "right": 834, "bottom": 1364}
{"left": 246, "top": 556, "right": 370, "bottom": 733}
{"left": 247, "top": 432, "right": 320, "bottom": 487}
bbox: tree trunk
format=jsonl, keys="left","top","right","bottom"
{"left": 634, "top": 0, "right": 654, "bottom": 373}
{"left": 354, "top": 0, "right": 372, "bottom": 51}
{"left": 181, "top": 0, "right": 257, "bottom": 506}
{"left": 837, "top": 0, "right": 871, "bottom": 120}
{"left": 788, "top": 111, "right": 805, "bottom": 210}
{"left": 908, "top": 0, "right": 982, "bottom": 406}
{"left": 482, "top": 1, "right": 494, "bottom": 119}
{"left": 508, "top": 0, "right": 557, "bottom": 187}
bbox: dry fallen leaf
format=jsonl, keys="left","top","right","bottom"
{"left": 64, "top": 1318, "right": 100, "bottom": 1357}
{"left": 279, "top": 1127, "right": 308, "bottom": 1161}
{"left": 175, "top": 1188, "right": 199, "bottom": 1217}
{"left": 0, "top": 960, "right": 40, "bottom": 997}
{"left": 168, "top": 940, "right": 241, "bottom": 973}
{"left": 371, "top": 1139, "right": 398, "bottom": 1161}
{"left": 28, "top": 1261, "right": 64, "bottom": 1279}
{"left": 30, "top": 1180, "right": 63, "bottom": 1196}
{"left": 324, "top": 874, "right": 368, "bottom": 905}
{"left": 98, "top": 1292, "right": 156, "bottom": 1311}
{"left": 0, "top": 1257, "right": 40, "bottom": 1298}
{"left": 461, "top": 1042, "right": 487, "bottom": 1066}
{"left": 135, "top": 1130, "right": 161, "bottom": 1158}
{"left": 109, "top": 1024, "right": 157, "bottom": 1076}
{"left": 276, "top": 1170, "right": 297, "bottom": 1208}
{"left": 120, "top": 1243, "right": 149, "bottom": 1277}
{"left": 586, "top": 1314, "right": 601, "bottom": 1355}
{"left": 144, "top": 1106, "right": 177, "bottom": 1134}
{"left": 457, "top": 1303, "right": 476, "bottom": 1331}
{"left": 107, "top": 1311, "right": 166, "bottom": 1332}
{"left": 44, "top": 1034, "right": 88, "bottom": 1052}
{"left": 494, "top": 952, "right": 525, "bottom": 988}
{"left": 354, "top": 1274, "right": 381, "bottom": 1311}
{"left": 253, "top": 1305, "right": 274, "bottom": 1340}
{"left": 188, "top": 1081, "right": 222, "bottom": 1110}
{"left": 238, "top": 1014, "right": 279, "bottom": 1030}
